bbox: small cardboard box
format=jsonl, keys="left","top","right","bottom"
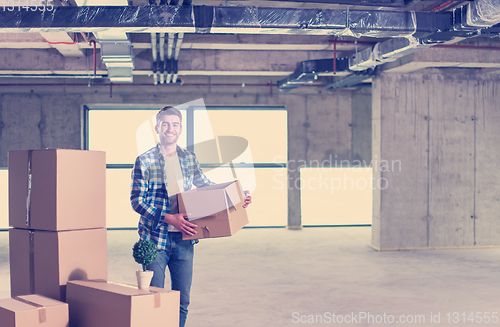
{"left": 8, "top": 149, "right": 106, "bottom": 231}
{"left": 66, "top": 280, "right": 180, "bottom": 327}
{"left": 9, "top": 228, "right": 108, "bottom": 302}
{"left": 0, "top": 294, "right": 69, "bottom": 327}
{"left": 178, "top": 180, "right": 248, "bottom": 240}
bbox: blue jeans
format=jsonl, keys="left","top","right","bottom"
{"left": 147, "top": 232, "right": 194, "bottom": 327}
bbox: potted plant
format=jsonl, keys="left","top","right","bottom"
{"left": 132, "top": 239, "right": 157, "bottom": 289}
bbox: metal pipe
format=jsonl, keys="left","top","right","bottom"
{"left": 172, "top": 60, "right": 178, "bottom": 83}
{"left": 333, "top": 38, "right": 337, "bottom": 75}
{"left": 151, "top": 33, "right": 158, "bottom": 85}
{"left": 174, "top": 32, "right": 184, "bottom": 61}
{"left": 327, "top": 39, "right": 376, "bottom": 45}
{"left": 166, "top": 33, "right": 175, "bottom": 83}
{"left": 89, "top": 40, "right": 97, "bottom": 77}
{"left": 166, "top": 59, "right": 172, "bottom": 84}
{"left": 159, "top": 33, "right": 165, "bottom": 61}
{"left": 0, "top": 82, "right": 309, "bottom": 88}
{"left": 0, "top": 75, "right": 105, "bottom": 79}
{"left": 159, "top": 33, "right": 165, "bottom": 84}
{"left": 151, "top": 33, "right": 157, "bottom": 62}
{"left": 167, "top": 33, "right": 175, "bottom": 60}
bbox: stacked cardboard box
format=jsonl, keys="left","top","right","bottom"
{"left": 66, "top": 280, "right": 180, "bottom": 327}
{"left": 8, "top": 149, "right": 108, "bottom": 302}
{"left": 0, "top": 294, "right": 69, "bottom": 327}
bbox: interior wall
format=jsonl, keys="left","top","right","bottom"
{"left": 372, "top": 70, "right": 500, "bottom": 249}
{"left": 352, "top": 87, "right": 372, "bottom": 164}
{"left": 0, "top": 78, "right": 368, "bottom": 228}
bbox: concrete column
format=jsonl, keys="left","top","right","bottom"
{"left": 285, "top": 90, "right": 353, "bottom": 228}
{"left": 285, "top": 95, "right": 306, "bottom": 228}
{"left": 474, "top": 79, "right": 500, "bottom": 246}
{"left": 372, "top": 71, "right": 500, "bottom": 249}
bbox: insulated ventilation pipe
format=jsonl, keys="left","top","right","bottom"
{"left": 278, "top": 0, "right": 500, "bottom": 92}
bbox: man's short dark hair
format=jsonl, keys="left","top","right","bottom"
{"left": 156, "top": 106, "right": 182, "bottom": 125}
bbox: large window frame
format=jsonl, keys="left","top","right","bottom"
{"left": 84, "top": 104, "right": 288, "bottom": 228}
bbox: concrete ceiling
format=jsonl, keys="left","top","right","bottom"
{"left": 0, "top": 0, "right": 498, "bottom": 87}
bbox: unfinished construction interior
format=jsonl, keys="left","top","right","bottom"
{"left": 1, "top": 0, "right": 500, "bottom": 326}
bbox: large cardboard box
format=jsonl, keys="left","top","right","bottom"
{"left": 179, "top": 180, "right": 248, "bottom": 240}
{"left": 66, "top": 280, "right": 180, "bottom": 327}
{"left": 0, "top": 294, "right": 69, "bottom": 327}
{"left": 8, "top": 149, "right": 106, "bottom": 231}
{"left": 9, "top": 228, "right": 108, "bottom": 302}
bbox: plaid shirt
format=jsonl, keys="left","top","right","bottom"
{"left": 131, "top": 144, "right": 213, "bottom": 249}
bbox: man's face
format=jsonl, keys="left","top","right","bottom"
{"left": 155, "top": 114, "right": 182, "bottom": 146}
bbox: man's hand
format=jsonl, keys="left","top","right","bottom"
{"left": 163, "top": 213, "right": 198, "bottom": 236}
{"left": 242, "top": 190, "right": 252, "bottom": 209}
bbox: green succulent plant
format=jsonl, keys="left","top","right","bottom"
{"left": 132, "top": 239, "right": 157, "bottom": 271}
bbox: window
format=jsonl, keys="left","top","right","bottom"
{"left": 86, "top": 102, "right": 288, "bottom": 228}
{"left": 300, "top": 167, "right": 372, "bottom": 226}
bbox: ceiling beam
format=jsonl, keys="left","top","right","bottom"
{"left": 39, "top": 32, "right": 85, "bottom": 56}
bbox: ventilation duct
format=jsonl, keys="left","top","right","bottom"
{"left": 0, "top": 6, "right": 451, "bottom": 38}
{"left": 279, "top": 0, "right": 500, "bottom": 91}
{"left": 0, "top": 3, "right": 496, "bottom": 85}
{"left": 325, "top": 68, "right": 376, "bottom": 89}
{"left": 347, "top": 0, "right": 500, "bottom": 76}
{"left": 73, "top": 0, "right": 134, "bottom": 83}
{"left": 348, "top": 36, "right": 431, "bottom": 71}
{"left": 277, "top": 58, "right": 348, "bottom": 92}
{"left": 479, "top": 23, "right": 500, "bottom": 36}
{"left": 464, "top": 0, "right": 500, "bottom": 28}
{"left": 96, "top": 31, "right": 134, "bottom": 83}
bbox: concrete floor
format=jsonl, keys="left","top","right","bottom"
{"left": 1, "top": 227, "right": 500, "bottom": 326}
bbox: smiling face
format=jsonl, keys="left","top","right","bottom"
{"left": 155, "top": 113, "right": 182, "bottom": 147}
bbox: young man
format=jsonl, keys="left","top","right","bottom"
{"left": 131, "top": 106, "right": 251, "bottom": 327}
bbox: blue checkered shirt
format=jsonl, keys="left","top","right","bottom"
{"left": 131, "top": 144, "right": 213, "bottom": 249}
